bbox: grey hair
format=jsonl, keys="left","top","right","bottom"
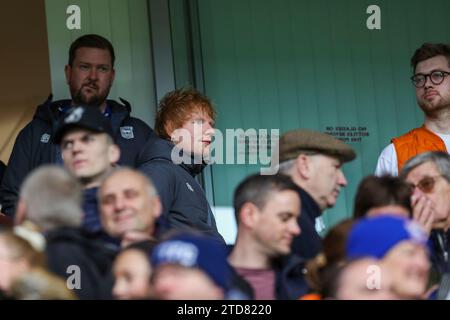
{"left": 400, "top": 151, "right": 450, "bottom": 182}
{"left": 20, "top": 165, "right": 83, "bottom": 230}
{"left": 98, "top": 167, "right": 159, "bottom": 199}
{"left": 277, "top": 150, "right": 321, "bottom": 175}
{"left": 277, "top": 159, "right": 296, "bottom": 174}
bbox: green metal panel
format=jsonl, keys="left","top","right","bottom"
{"left": 44, "top": 0, "right": 156, "bottom": 126}
{"left": 169, "top": 0, "right": 194, "bottom": 88}
{"left": 195, "top": 0, "right": 450, "bottom": 230}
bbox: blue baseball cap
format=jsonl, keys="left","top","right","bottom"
{"left": 346, "top": 215, "right": 428, "bottom": 259}
{"left": 151, "top": 233, "right": 231, "bottom": 291}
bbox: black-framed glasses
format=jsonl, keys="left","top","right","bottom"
{"left": 411, "top": 71, "right": 450, "bottom": 88}
{"left": 407, "top": 175, "right": 445, "bottom": 193}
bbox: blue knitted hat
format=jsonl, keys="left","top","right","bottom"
{"left": 151, "top": 233, "right": 231, "bottom": 291}
{"left": 346, "top": 215, "right": 428, "bottom": 259}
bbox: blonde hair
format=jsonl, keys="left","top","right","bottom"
{"left": 11, "top": 268, "right": 77, "bottom": 300}
{"left": 0, "top": 229, "right": 45, "bottom": 267}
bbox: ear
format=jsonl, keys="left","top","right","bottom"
{"left": 295, "top": 154, "right": 313, "bottom": 180}
{"left": 152, "top": 196, "right": 162, "bottom": 219}
{"left": 15, "top": 199, "right": 27, "bottom": 226}
{"left": 64, "top": 65, "right": 71, "bottom": 85}
{"left": 108, "top": 144, "right": 121, "bottom": 164}
{"left": 238, "top": 202, "right": 260, "bottom": 229}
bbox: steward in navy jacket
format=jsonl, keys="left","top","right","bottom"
{"left": 139, "top": 137, "right": 225, "bottom": 243}
{"left": 0, "top": 95, "right": 157, "bottom": 217}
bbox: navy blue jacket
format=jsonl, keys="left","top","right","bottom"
{"left": 291, "top": 186, "right": 323, "bottom": 259}
{"left": 139, "top": 138, "right": 224, "bottom": 243}
{"left": 81, "top": 187, "right": 119, "bottom": 247}
{"left": 45, "top": 227, "right": 117, "bottom": 300}
{"left": 275, "top": 254, "right": 309, "bottom": 299}
{"left": 0, "top": 95, "right": 157, "bottom": 217}
{"left": 82, "top": 187, "right": 102, "bottom": 234}
{"left": 429, "top": 229, "right": 450, "bottom": 283}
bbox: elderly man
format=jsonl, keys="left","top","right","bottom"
{"left": 276, "top": 129, "right": 356, "bottom": 259}
{"left": 14, "top": 165, "right": 116, "bottom": 299}
{"left": 98, "top": 168, "right": 162, "bottom": 248}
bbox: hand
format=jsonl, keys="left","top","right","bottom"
{"left": 121, "top": 230, "right": 152, "bottom": 247}
{"left": 411, "top": 193, "right": 435, "bottom": 236}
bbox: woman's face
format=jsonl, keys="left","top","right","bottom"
{"left": 382, "top": 241, "right": 430, "bottom": 299}
{"left": 113, "top": 249, "right": 152, "bottom": 300}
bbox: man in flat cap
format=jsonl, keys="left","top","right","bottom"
{"left": 276, "top": 129, "right": 356, "bottom": 259}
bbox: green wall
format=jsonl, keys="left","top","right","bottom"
{"left": 45, "top": 0, "right": 156, "bottom": 126}
{"left": 44, "top": 0, "right": 450, "bottom": 233}
{"left": 195, "top": 0, "right": 450, "bottom": 229}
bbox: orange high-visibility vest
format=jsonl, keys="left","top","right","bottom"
{"left": 392, "top": 126, "right": 447, "bottom": 173}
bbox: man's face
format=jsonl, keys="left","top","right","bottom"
{"left": 307, "top": 154, "right": 348, "bottom": 210}
{"left": 252, "top": 190, "right": 301, "bottom": 257}
{"left": 99, "top": 171, "right": 161, "bottom": 238}
{"left": 170, "top": 110, "right": 214, "bottom": 158}
{"left": 414, "top": 55, "right": 450, "bottom": 116}
{"left": 405, "top": 161, "right": 450, "bottom": 229}
{"left": 61, "top": 129, "right": 119, "bottom": 186}
{"left": 65, "top": 47, "right": 115, "bottom": 108}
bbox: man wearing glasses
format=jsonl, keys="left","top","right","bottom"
{"left": 400, "top": 152, "right": 450, "bottom": 284}
{"left": 375, "top": 43, "right": 450, "bottom": 177}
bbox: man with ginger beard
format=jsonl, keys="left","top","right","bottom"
{"left": 139, "top": 88, "right": 224, "bottom": 243}
{"left": 376, "top": 43, "right": 450, "bottom": 177}
{"left": 0, "top": 34, "right": 156, "bottom": 219}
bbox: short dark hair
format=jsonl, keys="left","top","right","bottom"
{"left": 233, "top": 174, "right": 299, "bottom": 223}
{"left": 353, "top": 175, "right": 412, "bottom": 219}
{"left": 68, "top": 34, "right": 115, "bottom": 67}
{"left": 411, "top": 43, "right": 450, "bottom": 72}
